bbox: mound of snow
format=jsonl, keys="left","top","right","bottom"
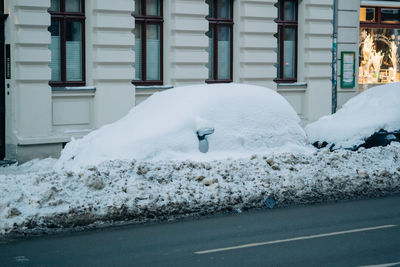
{"left": 2, "top": 144, "right": 400, "bottom": 236}
{"left": 305, "top": 83, "right": 400, "bottom": 149}
{"left": 56, "top": 83, "right": 306, "bottom": 170}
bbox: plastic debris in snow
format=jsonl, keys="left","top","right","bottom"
{"left": 305, "top": 83, "right": 400, "bottom": 150}
{"left": 56, "top": 83, "right": 306, "bottom": 171}
{"left": 264, "top": 197, "right": 276, "bottom": 209}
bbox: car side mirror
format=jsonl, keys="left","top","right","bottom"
{"left": 196, "top": 128, "right": 214, "bottom": 153}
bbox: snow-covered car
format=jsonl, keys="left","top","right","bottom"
{"left": 56, "top": 83, "right": 306, "bottom": 170}
{"left": 305, "top": 83, "right": 400, "bottom": 150}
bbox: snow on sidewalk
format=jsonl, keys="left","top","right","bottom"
{"left": 1, "top": 143, "right": 400, "bottom": 236}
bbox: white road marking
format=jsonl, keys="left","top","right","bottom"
{"left": 359, "top": 262, "right": 400, "bottom": 267}
{"left": 195, "top": 224, "right": 397, "bottom": 255}
{"left": 14, "top": 256, "right": 30, "bottom": 262}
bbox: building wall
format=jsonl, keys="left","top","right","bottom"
{"left": 90, "top": 0, "right": 135, "bottom": 127}
{"left": 137, "top": 0, "right": 334, "bottom": 126}
{"left": 276, "top": 0, "right": 334, "bottom": 124}
{"left": 136, "top": 0, "right": 209, "bottom": 104}
{"left": 235, "top": 0, "right": 277, "bottom": 89}
{"left": 303, "top": 0, "right": 334, "bottom": 123}
{"left": 336, "top": 0, "right": 360, "bottom": 110}
{"left": 2, "top": 0, "right": 356, "bottom": 162}
{"left": 4, "top": 0, "right": 53, "bottom": 161}
{"left": 168, "top": 0, "right": 209, "bottom": 86}
{"left": 4, "top": 0, "right": 135, "bottom": 162}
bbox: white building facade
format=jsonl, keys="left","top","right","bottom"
{"left": 0, "top": 0, "right": 399, "bottom": 162}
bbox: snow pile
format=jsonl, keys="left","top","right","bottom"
{"left": 56, "top": 83, "right": 306, "bottom": 171}
{"left": 1, "top": 144, "right": 399, "bottom": 236}
{"left": 2, "top": 82, "right": 400, "bottom": 236}
{"left": 306, "top": 83, "right": 400, "bottom": 149}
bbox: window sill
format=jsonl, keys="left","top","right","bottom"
{"left": 277, "top": 82, "right": 307, "bottom": 92}
{"left": 277, "top": 82, "right": 307, "bottom": 87}
{"left": 135, "top": 85, "right": 173, "bottom": 90}
{"left": 52, "top": 86, "right": 96, "bottom": 97}
{"left": 49, "top": 81, "right": 86, "bottom": 87}
{"left": 132, "top": 80, "right": 164, "bottom": 86}
{"left": 51, "top": 86, "right": 96, "bottom": 92}
{"left": 274, "top": 78, "right": 297, "bottom": 83}
{"left": 205, "top": 79, "right": 232, "bottom": 84}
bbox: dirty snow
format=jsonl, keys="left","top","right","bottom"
{"left": 305, "top": 83, "right": 400, "bottom": 149}
{"left": 1, "top": 143, "right": 399, "bottom": 236}
{"left": 1, "top": 83, "right": 400, "bottom": 236}
{"left": 56, "top": 83, "right": 306, "bottom": 171}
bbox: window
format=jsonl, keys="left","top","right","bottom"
{"left": 359, "top": 6, "right": 400, "bottom": 84}
{"left": 206, "top": 0, "right": 233, "bottom": 83}
{"left": 48, "top": 0, "right": 85, "bottom": 87}
{"left": 275, "top": 0, "right": 298, "bottom": 83}
{"left": 133, "top": 0, "right": 163, "bottom": 85}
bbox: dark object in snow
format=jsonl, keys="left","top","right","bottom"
{"left": 0, "top": 159, "right": 17, "bottom": 167}
{"left": 312, "top": 141, "right": 334, "bottom": 151}
{"left": 312, "top": 129, "right": 400, "bottom": 151}
{"left": 197, "top": 128, "right": 215, "bottom": 153}
{"left": 360, "top": 130, "right": 400, "bottom": 149}
{"left": 264, "top": 197, "right": 276, "bottom": 209}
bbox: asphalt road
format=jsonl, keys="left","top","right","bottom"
{"left": 1, "top": 195, "right": 400, "bottom": 266}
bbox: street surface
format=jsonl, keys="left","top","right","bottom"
{"left": 1, "top": 195, "right": 400, "bottom": 266}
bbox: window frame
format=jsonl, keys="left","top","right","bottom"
{"left": 359, "top": 6, "right": 400, "bottom": 84}
{"left": 274, "top": 0, "right": 298, "bottom": 84}
{"left": 360, "top": 6, "right": 400, "bottom": 28}
{"left": 48, "top": 0, "right": 86, "bottom": 87}
{"left": 132, "top": 0, "right": 164, "bottom": 86}
{"left": 206, "top": 0, "right": 234, "bottom": 84}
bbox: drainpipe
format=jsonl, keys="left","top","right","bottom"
{"left": 331, "top": 0, "right": 338, "bottom": 114}
{"left": 0, "top": 1, "right": 8, "bottom": 159}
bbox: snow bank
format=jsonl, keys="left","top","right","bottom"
{"left": 56, "top": 83, "right": 306, "bottom": 171}
{"left": 306, "top": 83, "right": 400, "bottom": 149}
{"left": 1, "top": 144, "right": 399, "bottom": 236}
{"left": 2, "top": 83, "right": 399, "bottom": 236}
